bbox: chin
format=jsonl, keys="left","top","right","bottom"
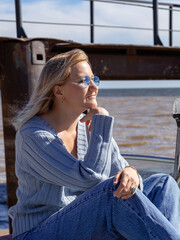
{"left": 83, "top": 99, "right": 97, "bottom": 109}
{"left": 88, "top": 101, "right": 98, "bottom": 108}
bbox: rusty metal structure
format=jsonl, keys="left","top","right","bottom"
{"left": 0, "top": 38, "right": 45, "bottom": 221}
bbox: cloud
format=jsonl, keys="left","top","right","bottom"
{"left": 19, "top": 0, "right": 90, "bottom": 42}
{"left": 94, "top": 1, "right": 153, "bottom": 44}
{"left": 0, "top": 0, "right": 179, "bottom": 47}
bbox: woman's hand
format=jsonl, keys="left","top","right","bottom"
{"left": 113, "top": 167, "right": 140, "bottom": 199}
{"left": 80, "top": 107, "right": 109, "bottom": 132}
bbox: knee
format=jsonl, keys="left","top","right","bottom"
{"left": 153, "top": 174, "right": 180, "bottom": 198}
{"left": 159, "top": 173, "right": 178, "bottom": 187}
{"left": 154, "top": 173, "right": 173, "bottom": 181}
{"left": 143, "top": 173, "right": 177, "bottom": 191}
{"left": 145, "top": 173, "right": 173, "bottom": 183}
{"left": 154, "top": 173, "right": 176, "bottom": 184}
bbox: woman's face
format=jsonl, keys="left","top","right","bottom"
{"left": 60, "top": 61, "right": 99, "bottom": 111}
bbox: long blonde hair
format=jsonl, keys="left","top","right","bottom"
{"left": 13, "top": 49, "right": 89, "bottom": 130}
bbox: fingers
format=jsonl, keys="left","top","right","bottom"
{"left": 121, "top": 191, "right": 135, "bottom": 200}
{"left": 80, "top": 107, "right": 109, "bottom": 123}
{"left": 80, "top": 113, "right": 92, "bottom": 123}
{"left": 113, "top": 175, "right": 129, "bottom": 198}
{"left": 120, "top": 184, "right": 137, "bottom": 199}
{"left": 80, "top": 107, "right": 109, "bottom": 132}
{"left": 113, "top": 168, "right": 139, "bottom": 199}
{"left": 114, "top": 181, "right": 137, "bottom": 199}
{"left": 113, "top": 171, "right": 122, "bottom": 185}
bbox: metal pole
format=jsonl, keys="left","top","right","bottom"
{"left": 174, "top": 127, "right": 180, "bottom": 183}
{"left": 153, "top": 0, "right": 163, "bottom": 45}
{"left": 169, "top": 5, "right": 173, "bottom": 47}
{"left": 90, "top": 0, "right": 94, "bottom": 43}
{"left": 173, "top": 99, "right": 180, "bottom": 183}
{"left": 153, "top": 0, "right": 158, "bottom": 45}
{"left": 14, "top": 0, "right": 27, "bottom": 38}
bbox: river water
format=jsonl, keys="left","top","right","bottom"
{"left": 98, "top": 89, "right": 178, "bottom": 159}
{"left": 0, "top": 88, "right": 179, "bottom": 183}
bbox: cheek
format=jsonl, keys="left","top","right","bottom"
{"left": 67, "top": 84, "right": 86, "bottom": 98}
{"left": 72, "top": 84, "right": 85, "bottom": 91}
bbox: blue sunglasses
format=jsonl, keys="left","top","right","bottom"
{"left": 78, "top": 76, "right": 100, "bottom": 88}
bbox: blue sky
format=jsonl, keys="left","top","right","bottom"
{"left": 0, "top": 0, "right": 180, "bottom": 46}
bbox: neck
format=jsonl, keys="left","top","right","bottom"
{"left": 40, "top": 105, "right": 84, "bottom": 134}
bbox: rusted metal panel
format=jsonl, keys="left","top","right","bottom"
{"left": 0, "top": 38, "right": 45, "bottom": 232}
{"left": 50, "top": 42, "right": 180, "bottom": 80}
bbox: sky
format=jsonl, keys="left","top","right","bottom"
{"left": 0, "top": 0, "right": 180, "bottom": 88}
{"left": 0, "top": 0, "right": 180, "bottom": 46}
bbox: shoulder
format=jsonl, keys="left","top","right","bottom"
{"left": 17, "top": 115, "right": 57, "bottom": 141}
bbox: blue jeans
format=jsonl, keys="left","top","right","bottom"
{"left": 15, "top": 174, "right": 180, "bottom": 240}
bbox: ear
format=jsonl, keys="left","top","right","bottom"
{"left": 53, "top": 85, "right": 63, "bottom": 98}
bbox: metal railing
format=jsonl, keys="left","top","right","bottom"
{"left": 0, "top": 0, "right": 180, "bottom": 46}
{"left": 89, "top": 0, "right": 180, "bottom": 46}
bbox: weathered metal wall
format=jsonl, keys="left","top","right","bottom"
{"left": 50, "top": 42, "right": 180, "bottom": 80}
{"left": 0, "top": 38, "right": 45, "bottom": 231}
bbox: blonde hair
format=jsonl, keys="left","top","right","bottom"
{"left": 13, "top": 49, "right": 89, "bottom": 130}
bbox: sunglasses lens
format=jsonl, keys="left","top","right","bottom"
{"left": 93, "top": 76, "right": 100, "bottom": 86}
{"left": 82, "top": 76, "right": 90, "bottom": 88}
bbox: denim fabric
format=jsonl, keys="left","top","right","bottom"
{"left": 15, "top": 174, "right": 180, "bottom": 240}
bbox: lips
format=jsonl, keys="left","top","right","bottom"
{"left": 86, "top": 93, "right": 96, "bottom": 100}
{"left": 87, "top": 92, "right": 96, "bottom": 98}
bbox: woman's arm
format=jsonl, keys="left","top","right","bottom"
{"left": 20, "top": 114, "right": 114, "bottom": 191}
{"left": 109, "top": 138, "right": 144, "bottom": 192}
{"left": 109, "top": 138, "right": 129, "bottom": 175}
{"left": 82, "top": 108, "right": 143, "bottom": 193}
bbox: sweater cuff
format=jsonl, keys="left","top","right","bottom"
{"left": 91, "top": 114, "right": 114, "bottom": 142}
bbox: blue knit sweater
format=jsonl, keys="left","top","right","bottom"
{"left": 9, "top": 114, "right": 143, "bottom": 237}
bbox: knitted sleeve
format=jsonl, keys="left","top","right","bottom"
{"left": 109, "top": 138, "right": 143, "bottom": 191}
{"left": 20, "top": 114, "right": 114, "bottom": 191}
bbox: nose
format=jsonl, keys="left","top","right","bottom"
{"left": 89, "top": 79, "right": 98, "bottom": 90}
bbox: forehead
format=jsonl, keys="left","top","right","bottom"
{"left": 70, "top": 61, "right": 92, "bottom": 77}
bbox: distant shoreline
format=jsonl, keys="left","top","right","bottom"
{"left": 98, "top": 88, "right": 180, "bottom": 97}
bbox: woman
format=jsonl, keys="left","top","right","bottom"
{"left": 9, "top": 49, "right": 180, "bottom": 240}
